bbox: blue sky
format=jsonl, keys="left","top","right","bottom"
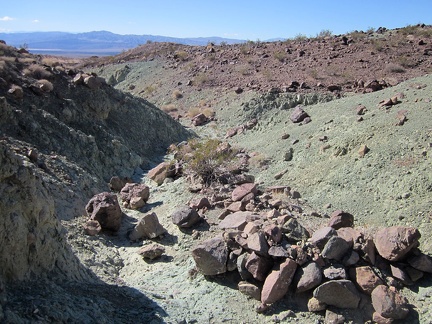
{"left": 1, "top": 1, "right": 432, "bottom": 40}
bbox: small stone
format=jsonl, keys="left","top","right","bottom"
{"left": 129, "top": 212, "right": 166, "bottom": 240}
{"left": 328, "top": 210, "right": 354, "bottom": 229}
{"left": 325, "top": 309, "right": 345, "bottom": 324}
{"left": 137, "top": 244, "right": 165, "bottom": 260}
{"left": 323, "top": 264, "right": 347, "bottom": 280}
{"left": 238, "top": 281, "right": 261, "bottom": 300}
{"left": 83, "top": 220, "right": 101, "bottom": 236}
{"left": 358, "top": 144, "right": 369, "bottom": 157}
{"left": 307, "top": 297, "right": 326, "bottom": 312}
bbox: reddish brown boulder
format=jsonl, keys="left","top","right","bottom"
{"left": 85, "top": 192, "right": 122, "bottom": 231}
{"left": 374, "top": 226, "right": 420, "bottom": 261}
{"left": 232, "top": 183, "right": 257, "bottom": 202}
{"left": 129, "top": 212, "right": 166, "bottom": 240}
{"left": 189, "top": 196, "right": 211, "bottom": 210}
{"left": 349, "top": 266, "right": 384, "bottom": 294}
{"left": 261, "top": 258, "right": 297, "bottom": 305}
{"left": 264, "top": 224, "right": 282, "bottom": 243}
{"left": 120, "top": 183, "right": 150, "bottom": 209}
{"left": 336, "top": 227, "right": 361, "bottom": 248}
{"left": 245, "top": 252, "right": 273, "bottom": 281}
{"left": 328, "top": 210, "right": 354, "bottom": 229}
{"left": 109, "top": 176, "right": 130, "bottom": 192}
{"left": 371, "top": 285, "right": 409, "bottom": 320}
{"left": 372, "top": 312, "right": 395, "bottom": 324}
{"left": 192, "top": 237, "right": 228, "bottom": 275}
{"left": 247, "top": 231, "right": 269, "bottom": 256}
{"left": 147, "top": 162, "right": 171, "bottom": 185}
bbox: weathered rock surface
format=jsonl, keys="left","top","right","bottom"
{"left": 296, "top": 261, "right": 322, "bottom": 293}
{"left": 375, "top": 226, "right": 421, "bottom": 261}
{"left": 245, "top": 252, "right": 272, "bottom": 281}
{"left": 371, "top": 285, "right": 409, "bottom": 320}
{"left": 85, "top": 192, "right": 123, "bottom": 231}
{"left": 232, "top": 183, "right": 257, "bottom": 202}
{"left": 129, "top": 212, "right": 166, "bottom": 240}
{"left": 408, "top": 253, "right": 432, "bottom": 273}
{"left": 321, "top": 236, "right": 350, "bottom": 261}
{"left": 238, "top": 281, "right": 261, "bottom": 301}
{"left": 137, "top": 243, "right": 165, "bottom": 260}
{"left": 171, "top": 206, "right": 202, "bottom": 228}
{"left": 313, "top": 280, "right": 360, "bottom": 309}
{"left": 350, "top": 266, "right": 384, "bottom": 294}
{"left": 120, "top": 183, "right": 150, "bottom": 209}
{"left": 328, "top": 210, "right": 354, "bottom": 229}
{"left": 261, "top": 258, "right": 297, "bottom": 304}
{"left": 147, "top": 162, "right": 171, "bottom": 185}
{"left": 192, "top": 237, "right": 228, "bottom": 275}
{"left": 311, "top": 227, "right": 337, "bottom": 249}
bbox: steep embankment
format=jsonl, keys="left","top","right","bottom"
{"left": 0, "top": 44, "right": 192, "bottom": 322}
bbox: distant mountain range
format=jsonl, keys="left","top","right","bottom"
{"left": 0, "top": 30, "right": 246, "bottom": 56}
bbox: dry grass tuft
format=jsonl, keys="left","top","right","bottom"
{"left": 23, "top": 64, "right": 52, "bottom": 79}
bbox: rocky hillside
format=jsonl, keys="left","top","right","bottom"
{"left": 1, "top": 24, "right": 432, "bottom": 323}
{"left": 0, "top": 42, "right": 191, "bottom": 321}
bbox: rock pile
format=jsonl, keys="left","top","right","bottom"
{"left": 187, "top": 182, "right": 431, "bottom": 322}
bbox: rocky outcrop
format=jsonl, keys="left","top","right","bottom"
{"left": 0, "top": 142, "right": 87, "bottom": 281}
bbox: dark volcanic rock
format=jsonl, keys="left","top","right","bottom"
{"left": 192, "top": 237, "right": 228, "bottom": 275}
{"left": 313, "top": 280, "right": 360, "bottom": 309}
{"left": 290, "top": 105, "right": 310, "bottom": 123}
{"left": 172, "top": 206, "right": 202, "bottom": 228}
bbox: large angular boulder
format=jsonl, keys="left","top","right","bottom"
{"left": 192, "top": 237, "right": 228, "bottom": 275}
{"left": 129, "top": 212, "right": 166, "bottom": 240}
{"left": 147, "top": 162, "right": 172, "bottom": 186}
{"left": 313, "top": 280, "right": 360, "bottom": 309}
{"left": 374, "top": 226, "right": 420, "bottom": 261}
{"left": 85, "top": 192, "right": 122, "bottom": 231}
{"left": 172, "top": 206, "right": 202, "bottom": 228}
{"left": 232, "top": 183, "right": 257, "bottom": 202}
{"left": 261, "top": 258, "right": 297, "bottom": 305}
{"left": 120, "top": 183, "right": 150, "bottom": 209}
{"left": 371, "top": 285, "right": 409, "bottom": 320}
{"left": 296, "top": 261, "right": 322, "bottom": 293}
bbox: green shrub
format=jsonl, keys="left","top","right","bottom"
{"left": 178, "top": 139, "right": 238, "bottom": 185}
